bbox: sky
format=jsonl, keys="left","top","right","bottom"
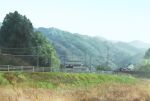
{"left": 1, "top": 0, "right": 150, "bottom": 43}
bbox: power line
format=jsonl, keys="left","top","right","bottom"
{"left": 0, "top": 53, "right": 46, "bottom": 57}
{"left": 0, "top": 45, "right": 41, "bottom": 50}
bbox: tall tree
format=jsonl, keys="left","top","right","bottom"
{"left": 0, "top": 11, "right": 33, "bottom": 48}
{"left": 0, "top": 11, "right": 60, "bottom": 67}
{"left": 144, "top": 48, "right": 150, "bottom": 59}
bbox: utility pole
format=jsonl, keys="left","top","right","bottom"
{"left": 71, "top": 51, "right": 73, "bottom": 61}
{"left": 49, "top": 51, "right": 52, "bottom": 71}
{"left": 89, "top": 55, "right": 92, "bottom": 72}
{"left": 37, "top": 46, "right": 39, "bottom": 67}
{"left": 84, "top": 52, "right": 87, "bottom": 67}
{"left": 62, "top": 54, "right": 66, "bottom": 66}
{"left": 106, "top": 44, "right": 110, "bottom": 68}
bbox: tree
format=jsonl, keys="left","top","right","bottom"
{"left": 96, "top": 64, "right": 112, "bottom": 71}
{"left": 144, "top": 48, "right": 150, "bottom": 59}
{"left": 0, "top": 11, "right": 60, "bottom": 67}
{"left": 0, "top": 11, "right": 33, "bottom": 48}
{"left": 136, "top": 48, "right": 150, "bottom": 71}
{"left": 31, "top": 31, "right": 60, "bottom": 67}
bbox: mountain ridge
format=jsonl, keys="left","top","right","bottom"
{"left": 37, "top": 27, "right": 145, "bottom": 69}
{"left": 129, "top": 40, "right": 150, "bottom": 49}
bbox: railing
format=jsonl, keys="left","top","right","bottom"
{"left": 0, "top": 65, "right": 149, "bottom": 78}
{"left": 0, "top": 65, "right": 51, "bottom": 72}
{"left": 0, "top": 65, "right": 94, "bottom": 73}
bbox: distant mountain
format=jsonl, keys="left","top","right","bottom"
{"left": 114, "top": 41, "right": 142, "bottom": 55}
{"left": 0, "top": 22, "right": 2, "bottom": 28}
{"left": 129, "top": 40, "right": 150, "bottom": 49}
{"left": 37, "top": 27, "right": 145, "bottom": 69}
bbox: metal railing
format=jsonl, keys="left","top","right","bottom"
{"left": 0, "top": 65, "right": 51, "bottom": 72}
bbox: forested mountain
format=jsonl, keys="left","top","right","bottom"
{"left": 129, "top": 40, "right": 150, "bottom": 49}
{"left": 37, "top": 27, "right": 145, "bottom": 69}
{"left": 0, "top": 22, "right": 2, "bottom": 28}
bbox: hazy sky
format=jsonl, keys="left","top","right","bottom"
{"left": 1, "top": 0, "right": 150, "bottom": 42}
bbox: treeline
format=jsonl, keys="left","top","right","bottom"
{"left": 136, "top": 48, "right": 150, "bottom": 71}
{"left": 0, "top": 11, "right": 59, "bottom": 67}
{"left": 0, "top": 11, "right": 147, "bottom": 70}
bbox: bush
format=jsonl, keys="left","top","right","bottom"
{"left": 96, "top": 65, "right": 112, "bottom": 71}
{"left": 137, "top": 59, "right": 150, "bottom": 71}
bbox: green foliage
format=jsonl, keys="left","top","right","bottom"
{"left": 37, "top": 27, "right": 144, "bottom": 68}
{"left": 0, "top": 11, "right": 60, "bottom": 67}
{"left": 0, "top": 73, "right": 9, "bottom": 85}
{"left": 136, "top": 48, "right": 150, "bottom": 72}
{"left": 96, "top": 65, "right": 112, "bottom": 71}
{"left": 31, "top": 31, "right": 60, "bottom": 67}
{"left": 144, "top": 48, "right": 150, "bottom": 59}
{"left": 31, "top": 81, "right": 54, "bottom": 89}
{"left": 137, "top": 59, "right": 150, "bottom": 71}
{"left": 0, "top": 11, "right": 33, "bottom": 48}
{"left": 0, "top": 72, "right": 137, "bottom": 88}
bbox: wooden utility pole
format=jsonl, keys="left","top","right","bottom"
{"left": 84, "top": 52, "right": 87, "bottom": 67}
{"left": 37, "top": 48, "right": 39, "bottom": 67}
{"left": 49, "top": 51, "right": 52, "bottom": 71}
{"left": 89, "top": 55, "right": 92, "bottom": 72}
{"left": 106, "top": 44, "right": 110, "bottom": 67}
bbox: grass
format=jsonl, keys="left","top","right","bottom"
{"left": 0, "top": 72, "right": 149, "bottom": 101}
{"left": 0, "top": 72, "right": 138, "bottom": 89}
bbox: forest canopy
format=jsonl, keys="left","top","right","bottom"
{"left": 0, "top": 11, "right": 59, "bottom": 67}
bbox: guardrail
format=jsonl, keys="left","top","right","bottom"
{"left": 0, "top": 65, "right": 149, "bottom": 78}
{"left": 0, "top": 65, "right": 52, "bottom": 72}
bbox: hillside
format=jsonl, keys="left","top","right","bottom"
{"left": 129, "top": 40, "right": 150, "bottom": 49}
{"left": 0, "top": 22, "right": 1, "bottom": 28}
{"left": 37, "top": 27, "right": 144, "bottom": 69}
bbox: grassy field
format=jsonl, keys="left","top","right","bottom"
{"left": 0, "top": 72, "right": 149, "bottom": 101}
{"left": 0, "top": 72, "right": 137, "bottom": 88}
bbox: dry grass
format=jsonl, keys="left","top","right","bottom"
{"left": 55, "top": 83, "right": 150, "bottom": 101}
{"left": 0, "top": 82, "right": 149, "bottom": 101}
{"left": 0, "top": 72, "right": 149, "bottom": 101}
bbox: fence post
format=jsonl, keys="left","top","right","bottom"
{"left": 43, "top": 67, "right": 44, "bottom": 72}
{"left": 33, "top": 66, "right": 34, "bottom": 72}
{"left": 8, "top": 65, "right": 9, "bottom": 71}
{"left": 21, "top": 66, "right": 23, "bottom": 71}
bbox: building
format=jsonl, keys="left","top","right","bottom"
{"left": 62, "top": 60, "right": 89, "bottom": 72}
